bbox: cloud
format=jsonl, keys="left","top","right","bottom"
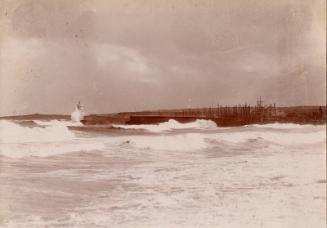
{"left": 93, "top": 43, "right": 160, "bottom": 84}
{"left": 0, "top": 0, "right": 325, "bottom": 115}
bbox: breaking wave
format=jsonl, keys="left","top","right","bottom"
{"left": 118, "top": 133, "right": 209, "bottom": 151}
{"left": 0, "top": 119, "right": 325, "bottom": 157}
{"left": 0, "top": 120, "right": 75, "bottom": 143}
{"left": 33, "top": 119, "right": 83, "bottom": 127}
{"left": 251, "top": 123, "right": 318, "bottom": 129}
{"left": 116, "top": 127, "right": 326, "bottom": 151}
{"left": 0, "top": 141, "right": 106, "bottom": 158}
{"left": 216, "top": 130, "right": 325, "bottom": 145}
{"left": 113, "top": 119, "right": 217, "bottom": 132}
{"left": 0, "top": 120, "right": 104, "bottom": 158}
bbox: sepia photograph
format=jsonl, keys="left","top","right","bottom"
{"left": 0, "top": 0, "right": 326, "bottom": 227}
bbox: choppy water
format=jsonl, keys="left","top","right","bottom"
{"left": 0, "top": 119, "right": 326, "bottom": 227}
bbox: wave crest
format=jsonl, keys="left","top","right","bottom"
{"left": 251, "top": 123, "right": 317, "bottom": 129}
{"left": 117, "top": 127, "right": 326, "bottom": 151}
{"left": 33, "top": 120, "right": 83, "bottom": 127}
{"left": 0, "top": 120, "right": 105, "bottom": 158}
{"left": 113, "top": 119, "right": 217, "bottom": 132}
{"left": 0, "top": 120, "right": 75, "bottom": 143}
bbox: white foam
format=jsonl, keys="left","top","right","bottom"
{"left": 71, "top": 108, "right": 85, "bottom": 123}
{"left": 113, "top": 119, "right": 217, "bottom": 132}
{"left": 251, "top": 123, "right": 318, "bottom": 129}
{"left": 0, "top": 120, "right": 75, "bottom": 143}
{"left": 34, "top": 119, "right": 83, "bottom": 127}
{"left": 1, "top": 119, "right": 325, "bottom": 158}
{"left": 0, "top": 140, "right": 106, "bottom": 158}
{"left": 0, "top": 120, "right": 104, "bottom": 158}
{"left": 119, "top": 133, "right": 209, "bottom": 151}
{"left": 216, "top": 130, "right": 326, "bottom": 145}
{"left": 1, "top": 121, "right": 326, "bottom": 228}
{"left": 113, "top": 126, "right": 326, "bottom": 152}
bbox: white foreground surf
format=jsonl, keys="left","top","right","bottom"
{"left": 0, "top": 119, "right": 326, "bottom": 228}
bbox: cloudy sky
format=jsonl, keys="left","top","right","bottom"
{"left": 0, "top": 0, "right": 325, "bottom": 115}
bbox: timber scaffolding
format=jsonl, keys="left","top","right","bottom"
{"left": 125, "top": 99, "right": 326, "bottom": 126}
{"left": 133, "top": 98, "right": 270, "bottom": 119}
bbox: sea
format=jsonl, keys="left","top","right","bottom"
{"left": 0, "top": 118, "right": 326, "bottom": 228}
